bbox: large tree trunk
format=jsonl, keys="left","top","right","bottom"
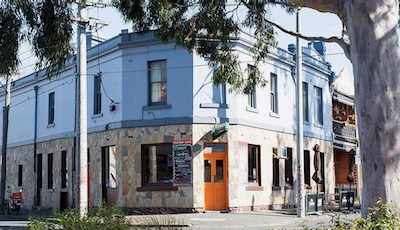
{"left": 290, "top": 0, "right": 400, "bottom": 217}
{"left": 345, "top": 0, "right": 400, "bottom": 217}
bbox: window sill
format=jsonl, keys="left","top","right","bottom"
{"left": 269, "top": 112, "right": 280, "bottom": 118}
{"left": 284, "top": 185, "right": 294, "bottom": 190}
{"left": 200, "top": 103, "right": 229, "bottom": 109}
{"left": 246, "top": 106, "right": 258, "bottom": 113}
{"left": 143, "top": 104, "right": 172, "bottom": 111}
{"left": 46, "top": 189, "right": 54, "bottom": 192}
{"left": 47, "top": 123, "right": 55, "bottom": 128}
{"left": 303, "top": 121, "right": 310, "bottom": 125}
{"left": 246, "top": 186, "right": 264, "bottom": 191}
{"left": 314, "top": 123, "right": 324, "bottom": 128}
{"left": 60, "top": 188, "right": 68, "bottom": 192}
{"left": 137, "top": 186, "right": 178, "bottom": 192}
{"left": 91, "top": 113, "right": 103, "bottom": 119}
{"left": 272, "top": 186, "right": 281, "bottom": 191}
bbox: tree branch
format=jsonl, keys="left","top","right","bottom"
{"left": 289, "top": 0, "right": 343, "bottom": 14}
{"left": 265, "top": 15, "right": 350, "bottom": 56}
{"left": 240, "top": 0, "right": 350, "bottom": 57}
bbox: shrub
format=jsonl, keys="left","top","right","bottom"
{"left": 29, "top": 204, "right": 130, "bottom": 230}
{"left": 327, "top": 198, "right": 400, "bottom": 230}
{"left": 28, "top": 204, "right": 187, "bottom": 230}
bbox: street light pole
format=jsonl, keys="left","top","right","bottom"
{"left": 296, "top": 8, "right": 305, "bottom": 218}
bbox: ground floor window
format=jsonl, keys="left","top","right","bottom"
{"left": 248, "top": 144, "right": 261, "bottom": 186}
{"left": 304, "top": 150, "right": 311, "bottom": 186}
{"left": 272, "top": 148, "right": 279, "bottom": 187}
{"left": 285, "top": 148, "right": 293, "bottom": 186}
{"left": 141, "top": 143, "right": 173, "bottom": 187}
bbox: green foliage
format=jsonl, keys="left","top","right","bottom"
{"left": 113, "top": 0, "right": 294, "bottom": 94}
{"left": 32, "top": 0, "right": 74, "bottom": 76}
{"left": 351, "top": 199, "right": 400, "bottom": 230}
{"left": 28, "top": 204, "right": 186, "bottom": 230}
{"left": 28, "top": 204, "right": 131, "bottom": 230}
{"left": 0, "top": 3, "right": 22, "bottom": 75}
{"left": 311, "top": 199, "right": 400, "bottom": 230}
{"left": 0, "top": 0, "right": 74, "bottom": 77}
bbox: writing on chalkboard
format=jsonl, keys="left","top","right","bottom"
{"left": 173, "top": 141, "right": 193, "bottom": 186}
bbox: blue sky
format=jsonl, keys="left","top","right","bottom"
{"left": 17, "top": 3, "right": 352, "bottom": 80}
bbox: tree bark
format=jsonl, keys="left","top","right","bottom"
{"left": 290, "top": 0, "right": 400, "bottom": 217}
{"left": 344, "top": 0, "right": 400, "bottom": 217}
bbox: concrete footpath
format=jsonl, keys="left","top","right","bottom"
{"left": 127, "top": 210, "right": 361, "bottom": 229}
{"left": 0, "top": 209, "right": 361, "bottom": 229}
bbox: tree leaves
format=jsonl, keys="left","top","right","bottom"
{"left": 0, "top": 4, "right": 22, "bottom": 75}
{"left": 32, "top": 0, "right": 74, "bottom": 77}
{"left": 0, "top": 0, "right": 74, "bottom": 78}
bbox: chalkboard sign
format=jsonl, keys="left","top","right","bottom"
{"left": 173, "top": 141, "right": 193, "bottom": 186}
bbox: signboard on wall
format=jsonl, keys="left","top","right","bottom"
{"left": 173, "top": 141, "right": 193, "bottom": 186}
{"left": 204, "top": 143, "right": 225, "bottom": 153}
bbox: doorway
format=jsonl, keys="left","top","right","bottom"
{"left": 204, "top": 153, "right": 228, "bottom": 210}
{"left": 36, "top": 154, "right": 42, "bottom": 207}
{"left": 101, "top": 146, "right": 117, "bottom": 205}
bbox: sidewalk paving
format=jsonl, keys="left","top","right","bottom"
{"left": 0, "top": 208, "right": 361, "bottom": 229}
{"left": 127, "top": 210, "right": 361, "bottom": 229}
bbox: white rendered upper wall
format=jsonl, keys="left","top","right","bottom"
{"left": 1, "top": 31, "right": 334, "bottom": 146}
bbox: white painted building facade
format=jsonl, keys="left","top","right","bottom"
{"left": 1, "top": 30, "right": 334, "bottom": 212}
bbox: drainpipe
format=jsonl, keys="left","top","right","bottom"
{"left": 34, "top": 85, "right": 38, "bottom": 206}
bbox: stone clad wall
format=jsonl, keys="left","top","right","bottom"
{"left": 226, "top": 125, "right": 334, "bottom": 210}
{"left": 87, "top": 125, "right": 194, "bottom": 209}
{"left": 6, "top": 145, "right": 35, "bottom": 209}
{"left": 6, "top": 138, "right": 75, "bottom": 210}
{"left": 6, "top": 125, "right": 196, "bottom": 210}
{"left": 5, "top": 123, "right": 333, "bottom": 211}
{"left": 35, "top": 139, "right": 74, "bottom": 210}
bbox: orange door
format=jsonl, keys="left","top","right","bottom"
{"left": 204, "top": 153, "right": 228, "bottom": 210}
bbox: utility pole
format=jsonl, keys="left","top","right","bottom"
{"left": 76, "top": 1, "right": 88, "bottom": 215}
{"left": 0, "top": 75, "right": 10, "bottom": 214}
{"left": 75, "top": 0, "right": 108, "bottom": 215}
{"left": 296, "top": 8, "right": 305, "bottom": 218}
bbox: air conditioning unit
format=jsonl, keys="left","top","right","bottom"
{"left": 278, "top": 147, "right": 288, "bottom": 159}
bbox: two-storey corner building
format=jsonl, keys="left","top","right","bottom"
{"left": 331, "top": 68, "right": 360, "bottom": 195}
{"left": 1, "top": 30, "right": 335, "bottom": 212}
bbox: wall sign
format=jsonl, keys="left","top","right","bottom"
{"left": 173, "top": 141, "right": 193, "bottom": 186}
{"left": 204, "top": 143, "right": 225, "bottom": 153}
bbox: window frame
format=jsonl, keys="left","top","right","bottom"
{"left": 48, "top": 153, "right": 53, "bottom": 189}
{"left": 304, "top": 150, "right": 311, "bottom": 186}
{"left": 61, "top": 150, "right": 67, "bottom": 188}
{"left": 270, "top": 73, "right": 278, "bottom": 114}
{"left": 18, "top": 165, "right": 23, "bottom": 187}
{"left": 148, "top": 60, "right": 167, "bottom": 105}
{"left": 247, "top": 65, "right": 257, "bottom": 108}
{"left": 93, "top": 74, "right": 102, "bottom": 115}
{"left": 140, "top": 143, "right": 175, "bottom": 190}
{"left": 248, "top": 144, "right": 261, "bottom": 187}
{"left": 284, "top": 148, "right": 293, "bottom": 187}
{"left": 48, "top": 92, "right": 55, "bottom": 124}
{"left": 303, "top": 82, "right": 309, "bottom": 122}
{"left": 314, "top": 86, "right": 323, "bottom": 125}
{"left": 272, "top": 148, "right": 280, "bottom": 187}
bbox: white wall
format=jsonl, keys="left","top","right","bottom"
{"left": 121, "top": 43, "right": 194, "bottom": 121}
{"left": 192, "top": 42, "right": 333, "bottom": 141}
{"left": 1, "top": 32, "right": 333, "bottom": 148}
